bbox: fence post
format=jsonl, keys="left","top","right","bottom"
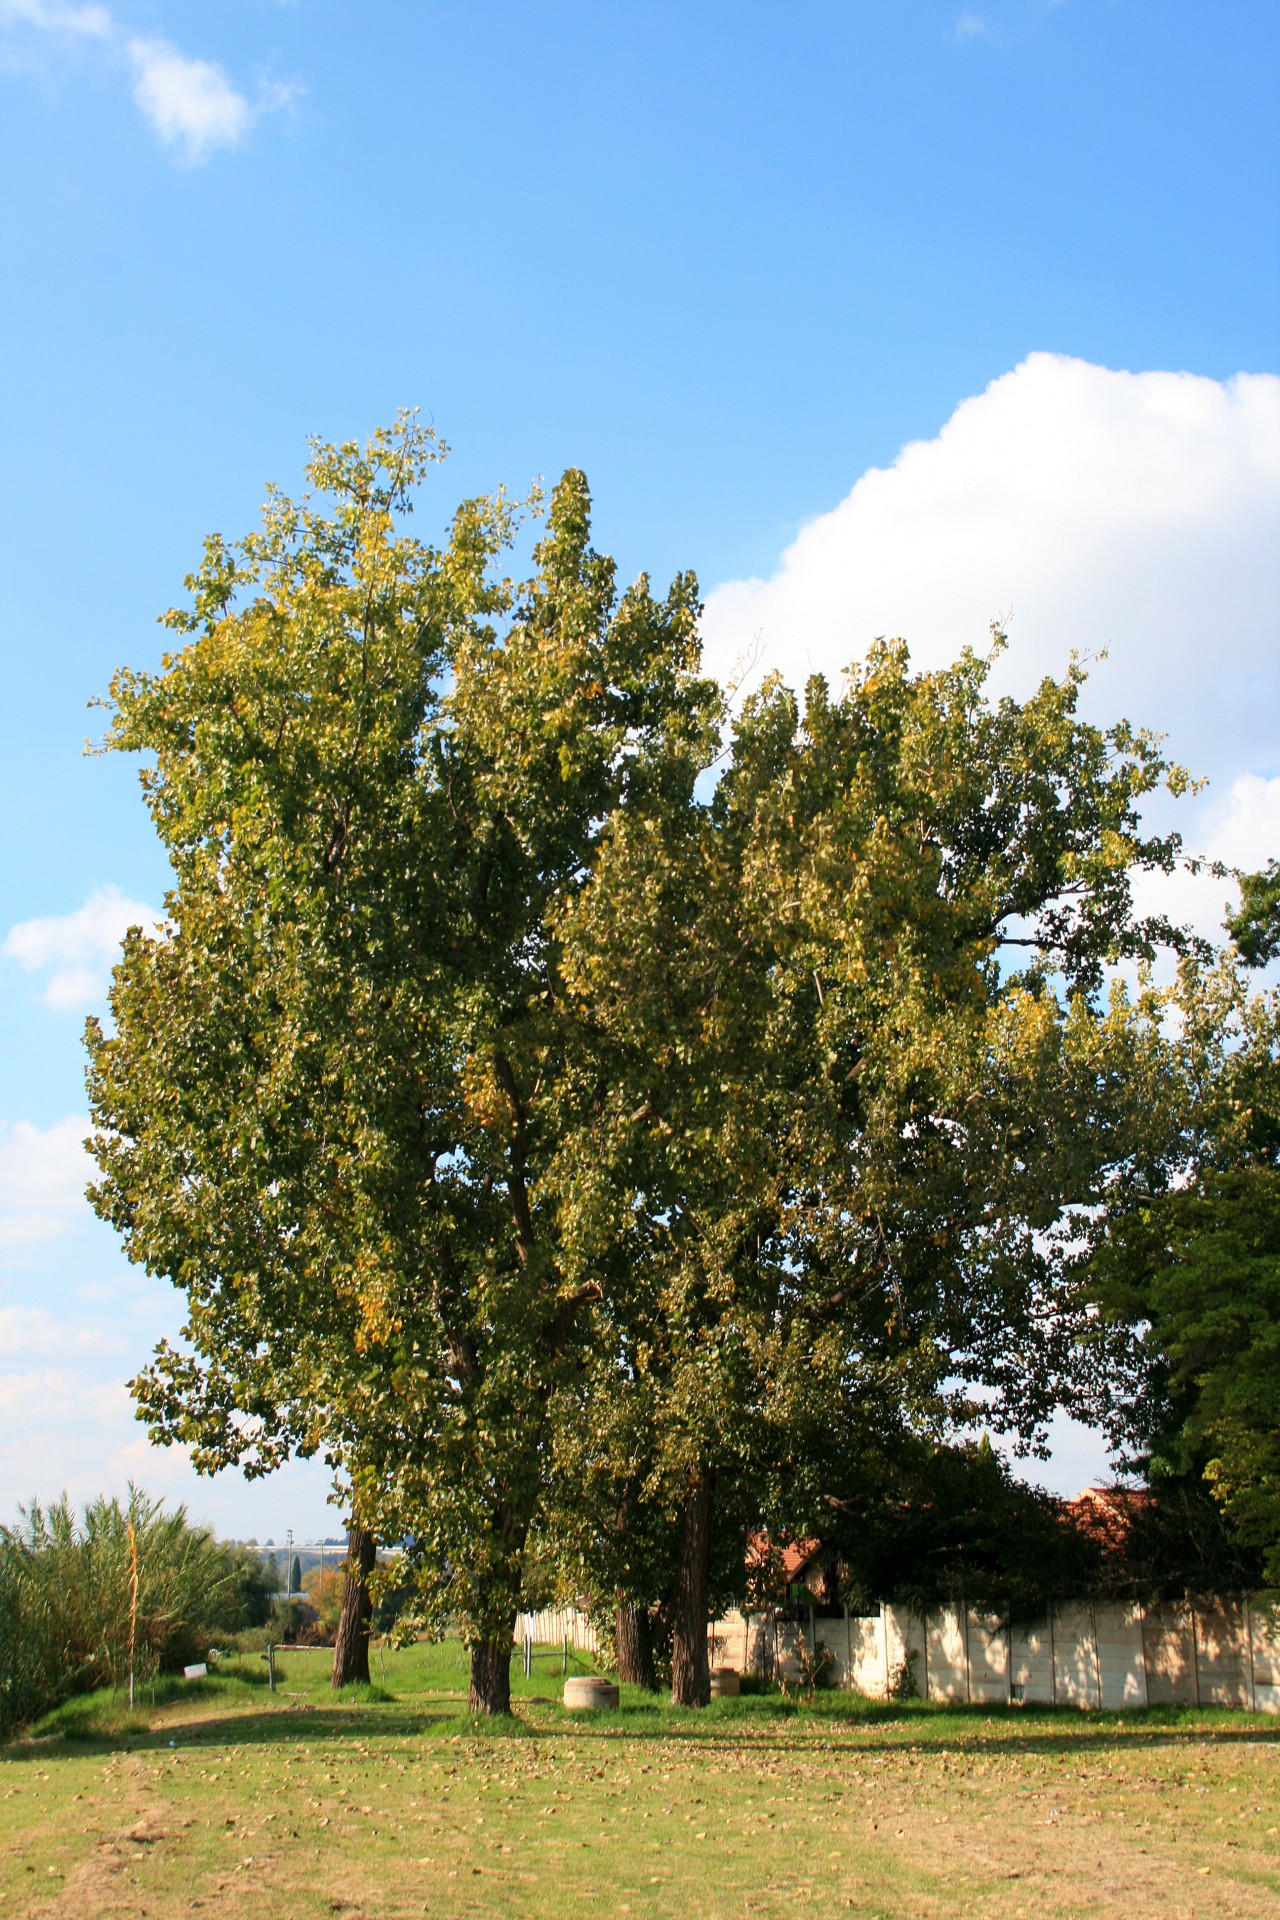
{"left": 267, "top": 1644, "right": 275, "bottom": 1692}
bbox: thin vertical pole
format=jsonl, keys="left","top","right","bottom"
{"left": 126, "top": 1519, "right": 139, "bottom": 1713}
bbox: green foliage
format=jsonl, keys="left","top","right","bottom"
{"left": 546, "top": 633, "right": 1195, "bottom": 1672}
{"left": 1090, "top": 957, "right": 1280, "bottom": 1585}
{"left": 0, "top": 1488, "right": 262, "bottom": 1737}
{"left": 817, "top": 1434, "right": 1090, "bottom": 1619}
{"left": 86, "top": 417, "right": 1202, "bottom": 1694}
{"left": 86, "top": 418, "right": 721, "bottom": 1670}
{"left": 1227, "top": 858, "right": 1280, "bottom": 969}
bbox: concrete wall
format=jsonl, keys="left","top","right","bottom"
{"left": 523, "top": 1598, "right": 1280, "bottom": 1711}
{"left": 709, "top": 1599, "right": 1280, "bottom": 1711}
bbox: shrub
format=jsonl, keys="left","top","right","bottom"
{"left": 0, "top": 1486, "right": 266, "bottom": 1738}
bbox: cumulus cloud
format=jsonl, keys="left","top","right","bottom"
{"left": 0, "top": 1361, "right": 336, "bottom": 1533}
{"left": 0, "top": 1, "right": 111, "bottom": 35}
{"left": 0, "top": 1116, "right": 94, "bottom": 1248}
{"left": 3, "top": 883, "right": 159, "bottom": 1009}
{"left": 1133, "top": 773, "right": 1280, "bottom": 946}
{"left": 0, "top": 1, "right": 298, "bottom": 161}
{"left": 126, "top": 36, "right": 299, "bottom": 163}
{"left": 0, "top": 1305, "right": 122, "bottom": 1356}
{"left": 701, "top": 354, "right": 1280, "bottom": 879}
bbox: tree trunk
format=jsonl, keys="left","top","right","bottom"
{"left": 469, "top": 1629, "right": 515, "bottom": 1715}
{"left": 331, "top": 1523, "right": 377, "bottom": 1689}
{"left": 670, "top": 1464, "right": 715, "bottom": 1707}
{"left": 616, "top": 1597, "right": 658, "bottom": 1691}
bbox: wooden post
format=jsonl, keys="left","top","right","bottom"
{"left": 921, "top": 1611, "right": 930, "bottom": 1703}
{"left": 267, "top": 1644, "right": 275, "bottom": 1692}
{"left": 126, "top": 1519, "right": 139, "bottom": 1714}
{"left": 1049, "top": 1609, "right": 1057, "bottom": 1707}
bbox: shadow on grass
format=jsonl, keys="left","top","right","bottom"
{"left": 5, "top": 1681, "right": 1276, "bottom": 1767}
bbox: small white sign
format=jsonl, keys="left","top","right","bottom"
{"left": 183, "top": 1663, "right": 208, "bottom": 1679}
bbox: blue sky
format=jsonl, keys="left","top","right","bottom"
{"left": 1, "top": 0, "right": 1277, "bottom": 1538}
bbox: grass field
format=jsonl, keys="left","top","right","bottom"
{"left": 2, "top": 1640, "right": 1276, "bottom": 1918}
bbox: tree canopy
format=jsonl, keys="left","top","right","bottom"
{"left": 90, "top": 418, "right": 1209, "bottom": 1710}
{"left": 87, "top": 417, "right": 721, "bottom": 1709}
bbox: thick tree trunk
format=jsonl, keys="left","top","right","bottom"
{"left": 670, "top": 1465, "right": 715, "bottom": 1707}
{"left": 331, "top": 1523, "right": 377, "bottom": 1689}
{"left": 469, "top": 1629, "right": 515, "bottom": 1715}
{"left": 616, "top": 1597, "right": 658, "bottom": 1691}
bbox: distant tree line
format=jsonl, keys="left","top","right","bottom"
{"left": 83, "top": 418, "right": 1280, "bottom": 1713}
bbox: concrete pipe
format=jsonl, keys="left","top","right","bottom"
{"left": 563, "top": 1676, "right": 620, "bottom": 1710}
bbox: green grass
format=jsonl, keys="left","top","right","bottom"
{"left": 2, "top": 1640, "right": 1278, "bottom": 1918}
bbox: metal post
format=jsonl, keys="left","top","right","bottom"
{"left": 267, "top": 1644, "right": 275, "bottom": 1692}
{"left": 562, "top": 1635, "right": 568, "bottom": 1677}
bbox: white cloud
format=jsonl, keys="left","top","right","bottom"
{"left": 0, "top": 1, "right": 112, "bottom": 35}
{"left": 0, "top": 1361, "right": 338, "bottom": 1535}
{"left": 126, "top": 35, "right": 270, "bottom": 163}
{"left": 0, "top": 1, "right": 297, "bottom": 161}
{"left": 701, "top": 355, "right": 1280, "bottom": 860}
{"left": 0, "top": 1115, "right": 94, "bottom": 1248}
{"left": 0, "top": 1305, "right": 122, "bottom": 1356}
{"left": 953, "top": 12, "right": 992, "bottom": 40}
{"left": 1133, "top": 773, "right": 1280, "bottom": 946}
{"left": 3, "top": 883, "right": 159, "bottom": 1009}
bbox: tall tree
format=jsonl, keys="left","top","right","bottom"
{"left": 87, "top": 418, "right": 720, "bottom": 1712}
{"left": 1090, "top": 937, "right": 1280, "bottom": 1583}
{"left": 551, "top": 642, "right": 1194, "bottom": 1702}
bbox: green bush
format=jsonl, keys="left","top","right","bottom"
{"left": 0, "top": 1486, "right": 271, "bottom": 1739}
